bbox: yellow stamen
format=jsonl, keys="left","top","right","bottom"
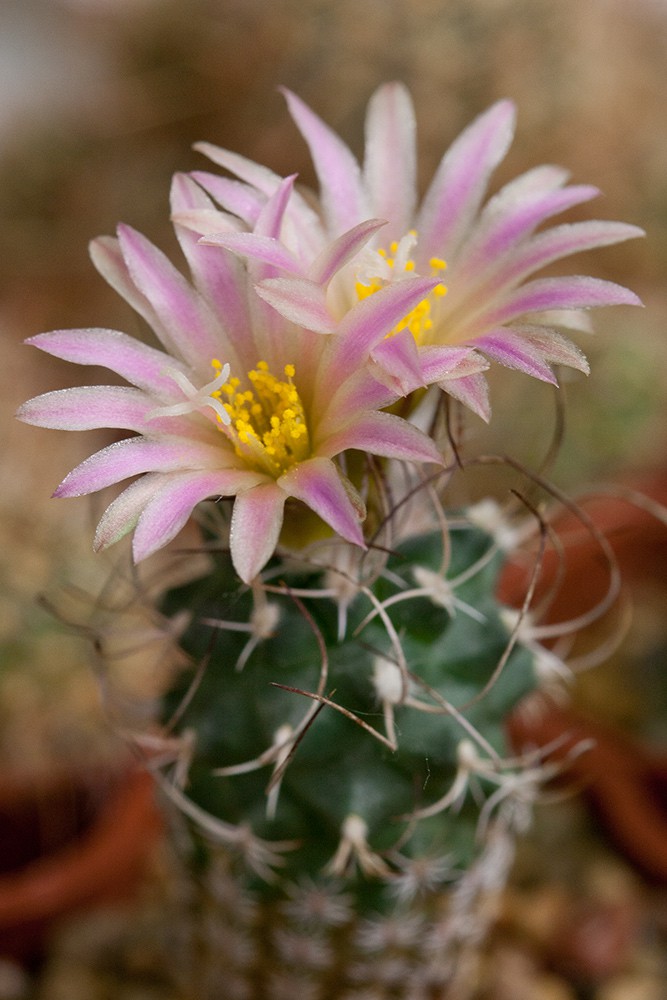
{"left": 211, "top": 360, "right": 310, "bottom": 477}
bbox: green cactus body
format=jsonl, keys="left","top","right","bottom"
{"left": 156, "top": 519, "right": 538, "bottom": 998}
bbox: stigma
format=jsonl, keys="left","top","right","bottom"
{"left": 147, "top": 363, "right": 232, "bottom": 424}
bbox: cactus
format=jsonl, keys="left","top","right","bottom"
{"left": 149, "top": 502, "right": 541, "bottom": 997}
{"left": 17, "top": 83, "right": 643, "bottom": 998}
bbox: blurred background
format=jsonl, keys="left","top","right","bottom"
{"left": 1, "top": 0, "right": 666, "bottom": 997}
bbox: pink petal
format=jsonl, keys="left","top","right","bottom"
{"left": 277, "top": 457, "right": 366, "bottom": 547}
{"left": 315, "top": 369, "right": 399, "bottom": 432}
{"left": 494, "top": 221, "right": 645, "bottom": 290}
{"left": 211, "top": 180, "right": 300, "bottom": 353}
{"left": 256, "top": 277, "right": 336, "bottom": 333}
{"left": 17, "top": 386, "right": 154, "bottom": 432}
{"left": 455, "top": 184, "right": 601, "bottom": 275}
{"left": 133, "top": 468, "right": 267, "bottom": 562}
{"left": 17, "top": 385, "right": 218, "bottom": 441}
{"left": 419, "top": 345, "right": 487, "bottom": 384}
{"left": 171, "top": 169, "right": 219, "bottom": 221}
{"left": 484, "top": 164, "right": 571, "bottom": 203}
{"left": 308, "top": 219, "right": 387, "bottom": 287}
{"left": 328, "top": 276, "right": 440, "bottom": 378}
{"left": 254, "top": 174, "right": 296, "bottom": 240}
{"left": 417, "top": 100, "right": 516, "bottom": 261}
{"left": 171, "top": 207, "right": 243, "bottom": 239}
{"left": 370, "top": 328, "right": 425, "bottom": 395}
{"left": 482, "top": 275, "right": 643, "bottom": 327}
{"left": 190, "top": 170, "right": 266, "bottom": 227}
{"left": 170, "top": 173, "right": 251, "bottom": 345}
{"left": 363, "top": 82, "right": 417, "bottom": 239}
{"left": 90, "top": 236, "right": 164, "bottom": 341}
{"left": 193, "top": 143, "right": 323, "bottom": 255}
{"left": 201, "top": 232, "right": 303, "bottom": 275}
{"left": 193, "top": 142, "right": 285, "bottom": 194}
{"left": 442, "top": 371, "right": 491, "bottom": 422}
{"left": 282, "top": 88, "right": 368, "bottom": 237}
{"left": 474, "top": 330, "right": 558, "bottom": 383}
{"left": 230, "top": 481, "right": 287, "bottom": 582}
{"left": 318, "top": 411, "right": 444, "bottom": 465}
{"left": 513, "top": 326, "right": 590, "bottom": 374}
{"left": 94, "top": 472, "right": 167, "bottom": 550}
{"left": 24, "top": 328, "right": 187, "bottom": 395}
{"left": 53, "top": 436, "right": 225, "bottom": 498}
{"left": 117, "top": 225, "right": 220, "bottom": 369}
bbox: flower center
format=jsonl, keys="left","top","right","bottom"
{"left": 211, "top": 359, "right": 310, "bottom": 477}
{"left": 355, "top": 232, "right": 447, "bottom": 344}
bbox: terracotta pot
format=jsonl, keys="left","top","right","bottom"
{"left": 501, "top": 473, "right": 667, "bottom": 882}
{"left": 500, "top": 473, "right": 667, "bottom": 624}
{"left": 0, "top": 765, "right": 161, "bottom": 961}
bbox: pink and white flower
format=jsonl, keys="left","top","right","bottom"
{"left": 190, "top": 84, "right": 643, "bottom": 420}
{"left": 17, "top": 175, "right": 443, "bottom": 582}
{"left": 18, "top": 85, "right": 643, "bottom": 580}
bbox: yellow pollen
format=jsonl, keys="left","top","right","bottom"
{"left": 210, "top": 359, "right": 310, "bottom": 477}
{"left": 355, "top": 236, "right": 447, "bottom": 345}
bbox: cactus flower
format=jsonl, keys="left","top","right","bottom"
{"left": 17, "top": 175, "right": 444, "bottom": 583}
{"left": 193, "top": 84, "right": 643, "bottom": 419}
